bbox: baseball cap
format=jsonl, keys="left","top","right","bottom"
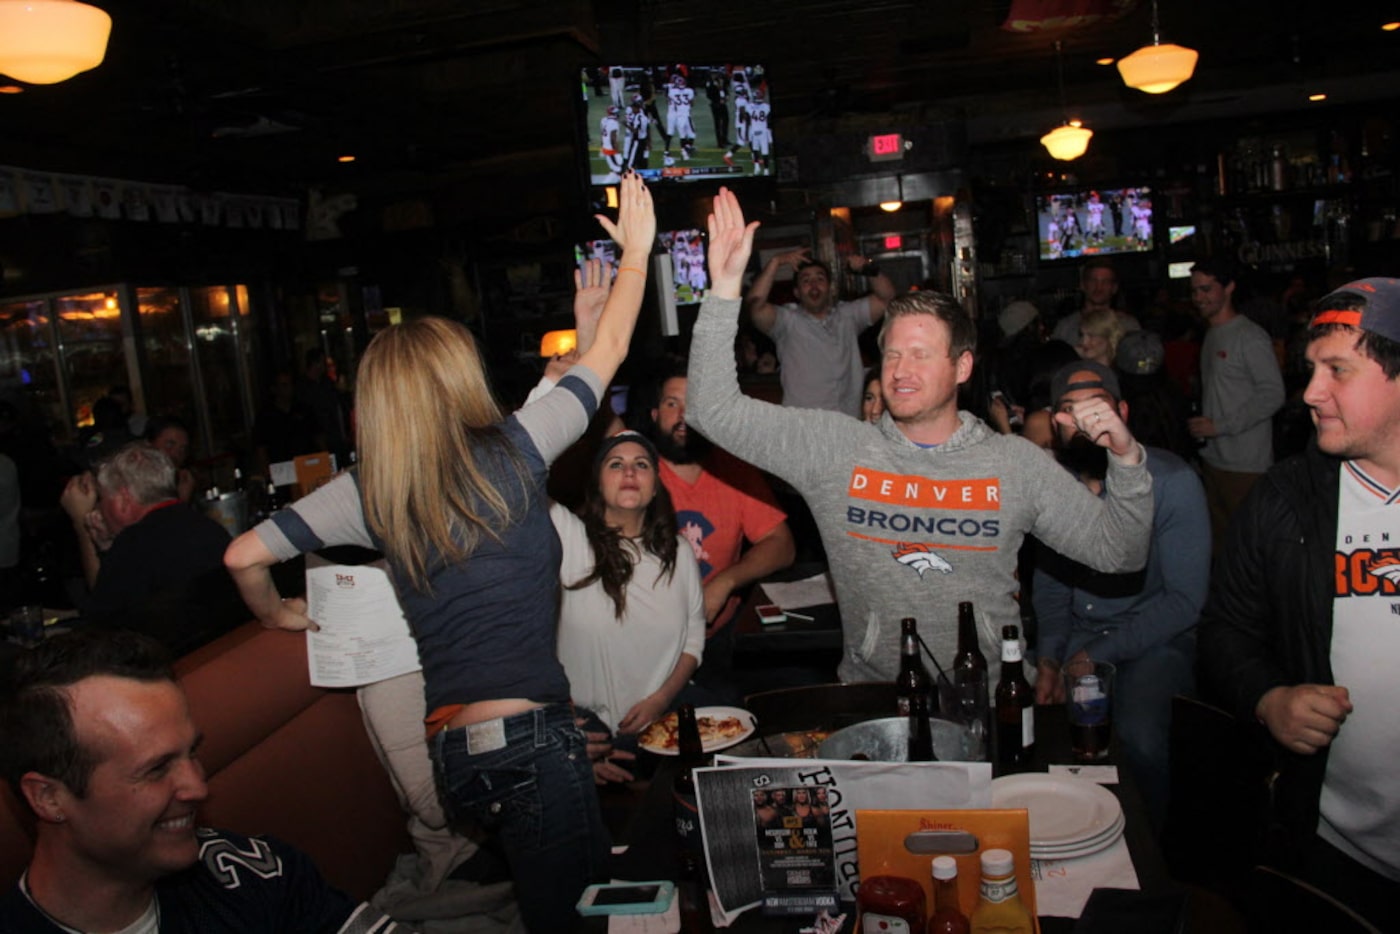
{"left": 998, "top": 300, "right": 1039, "bottom": 340}
{"left": 1311, "top": 278, "right": 1400, "bottom": 342}
{"left": 1115, "top": 329, "right": 1165, "bottom": 376}
{"left": 1050, "top": 360, "right": 1121, "bottom": 406}
{"left": 592, "top": 429, "right": 660, "bottom": 472}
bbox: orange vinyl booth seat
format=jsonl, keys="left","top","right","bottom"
{"left": 0, "top": 623, "right": 412, "bottom": 902}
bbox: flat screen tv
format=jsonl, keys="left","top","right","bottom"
{"left": 659, "top": 228, "right": 707, "bottom": 305}
{"left": 1035, "top": 186, "right": 1155, "bottom": 262}
{"left": 580, "top": 63, "right": 771, "bottom": 186}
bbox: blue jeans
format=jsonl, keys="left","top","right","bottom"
{"left": 431, "top": 703, "right": 607, "bottom": 932}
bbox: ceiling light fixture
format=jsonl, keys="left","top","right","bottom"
{"left": 337, "top": 155, "right": 356, "bottom": 163}
{"left": 1308, "top": 92, "right": 1327, "bottom": 102}
{"left": 0, "top": 84, "right": 22, "bottom": 94}
{"left": 0, "top": 0, "right": 111, "bottom": 84}
{"left": 1096, "top": 57, "right": 1116, "bottom": 66}
{"left": 1041, "top": 41, "right": 1092, "bottom": 161}
{"left": 1382, "top": 22, "right": 1399, "bottom": 32}
{"left": 1117, "top": 0, "right": 1198, "bottom": 94}
{"left": 879, "top": 201, "right": 902, "bottom": 212}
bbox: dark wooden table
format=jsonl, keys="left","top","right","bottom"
{"left": 596, "top": 695, "right": 1180, "bottom": 933}
{"left": 733, "top": 563, "right": 842, "bottom": 657}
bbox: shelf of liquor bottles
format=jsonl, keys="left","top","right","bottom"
{"left": 1211, "top": 121, "right": 1398, "bottom": 274}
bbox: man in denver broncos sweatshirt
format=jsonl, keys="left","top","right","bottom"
{"left": 687, "top": 188, "right": 1154, "bottom": 680}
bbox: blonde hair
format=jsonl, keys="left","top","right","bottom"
{"left": 1077, "top": 308, "right": 1124, "bottom": 364}
{"left": 355, "top": 317, "right": 526, "bottom": 591}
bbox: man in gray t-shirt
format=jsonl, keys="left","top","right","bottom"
{"left": 746, "top": 249, "right": 895, "bottom": 416}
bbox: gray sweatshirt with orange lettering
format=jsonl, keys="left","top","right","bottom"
{"left": 687, "top": 296, "right": 1154, "bottom": 681}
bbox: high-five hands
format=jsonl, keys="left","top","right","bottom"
{"left": 594, "top": 172, "right": 656, "bottom": 255}
{"left": 707, "top": 187, "right": 760, "bottom": 299}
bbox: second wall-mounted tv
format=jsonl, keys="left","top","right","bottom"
{"left": 659, "top": 229, "right": 707, "bottom": 305}
{"left": 581, "top": 64, "right": 771, "bottom": 187}
{"left": 1035, "top": 186, "right": 1155, "bottom": 262}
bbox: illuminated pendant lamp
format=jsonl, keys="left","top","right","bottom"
{"left": 1117, "top": 0, "right": 1197, "bottom": 94}
{"left": 0, "top": 0, "right": 112, "bottom": 85}
{"left": 1041, "top": 41, "right": 1093, "bottom": 161}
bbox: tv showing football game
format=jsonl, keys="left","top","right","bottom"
{"left": 1034, "top": 186, "right": 1155, "bottom": 262}
{"left": 659, "top": 229, "right": 707, "bottom": 304}
{"left": 580, "top": 63, "right": 771, "bottom": 186}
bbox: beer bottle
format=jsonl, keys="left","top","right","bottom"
{"left": 995, "top": 625, "right": 1035, "bottom": 770}
{"left": 908, "top": 690, "right": 936, "bottom": 762}
{"left": 928, "top": 855, "right": 971, "bottom": 934}
{"left": 896, "top": 617, "right": 934, "bottom": 717}
{"left": 953, "top": 602, "right": 988, "bottom": 678}
{"left": 969, "top": 849, "right": 1034, "bottom": 934}
{"left": 953, "top": 601, "right": 990, "bottom": 757}
{"left": 672, "top": 704, "right": 706, "bottom": 879}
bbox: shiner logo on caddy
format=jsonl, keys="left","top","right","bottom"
{"left": 892, "top": 542, "right": 954, "bottom": 576}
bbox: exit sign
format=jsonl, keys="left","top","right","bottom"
{"left": 867, "top": 132, "right": 905, "bottom": 162}
{"left": 884, "top": 235, "right": 902, "bottom": 250}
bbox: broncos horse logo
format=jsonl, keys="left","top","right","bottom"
{"left": 892, "top": 542, "right": 953, "bottom": 577}
{"left": 1369, "top": 554, "right": 1400, "bottom": 586}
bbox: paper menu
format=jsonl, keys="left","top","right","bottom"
{"left": 304, "top": 555, "right": 421, "bottom": 688}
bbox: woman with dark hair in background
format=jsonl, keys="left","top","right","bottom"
{"left": 554, "top": 430, "right": 704, "bottom": 784}
{"left": 861, "top": 365, "right": 884, "bottom": 423}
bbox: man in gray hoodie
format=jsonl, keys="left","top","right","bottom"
{"left": 687, "top": 189, "right": 1155, "bottom": 677}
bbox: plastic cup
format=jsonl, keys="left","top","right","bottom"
{"left": 1063, "top": 659, "right": 1115, "bottom": 762}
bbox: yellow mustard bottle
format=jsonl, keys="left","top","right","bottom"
{"left": 969, "top": 848, "right": 1034, "bottom": 934}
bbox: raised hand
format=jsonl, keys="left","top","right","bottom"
{"left": 572, "top": 258, "right": 611, "bottom": 353}
{"left": 595, "top": 172, "right": 655, "bottom": 255}
{"left": 706, "top": 186, "right": 760, "bottom": 299}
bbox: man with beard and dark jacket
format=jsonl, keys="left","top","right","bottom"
{"left": 1200, "top": 277, "right": 1400, "bottom": 930}
{"left": 1031, "top": 360, "right": 1208, "bottom": 832}
{"left": 646, "top": 359, "right": 794, "bottom": 697}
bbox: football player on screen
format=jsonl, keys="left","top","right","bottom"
{"left": 747, "top": 87, "right": 772, "bottom": 176}
{"left": 624, "top": 94, "right": 651, "bottom": 171}
{"left": 599, "top": 105, "right": 623, "bottom": 182}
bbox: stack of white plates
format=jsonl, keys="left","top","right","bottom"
{"left": 990, "top": 773, "right": 1125, "bottom": 860}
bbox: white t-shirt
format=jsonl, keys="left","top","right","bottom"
{"left": 551, "top": 504, "right": 705, "bottom": 734}
{"left": 1318, "top": 461, "right": 1400, "bottom": 881}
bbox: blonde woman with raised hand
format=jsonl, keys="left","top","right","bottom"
{"left": 225, "top": 174, "right": 655, "bottom": 933}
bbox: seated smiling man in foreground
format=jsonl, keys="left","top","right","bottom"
{"left": 685, "top": 188, "right": 1155, "bottom": 674}
{"left": 0, "top": 630, "right": 396, "bottom": 933}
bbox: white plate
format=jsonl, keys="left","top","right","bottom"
{"left": 991, "top": 773, "right": 1124, "bottom": 848}
{"left": 1031, "top": 813, "right": 1124, "bottom": 853}
{"left": 1031, "top": 823, "right": 1126, "bottom": 861}
{"left": 1031, "top": 814, "right": 1125, "bottom": 860}
{"left": 638, "top": 706, "right": 757, "bottom": 756}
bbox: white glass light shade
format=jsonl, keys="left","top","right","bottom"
{"left": 0, "top": 0, "right": 111, "bottom": 84}
{"left": 1040, "top": 123, "right": 1093, "bottom": 161}
{"left": 1116, "top": 42, "right": 1198, "bottom": 94}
